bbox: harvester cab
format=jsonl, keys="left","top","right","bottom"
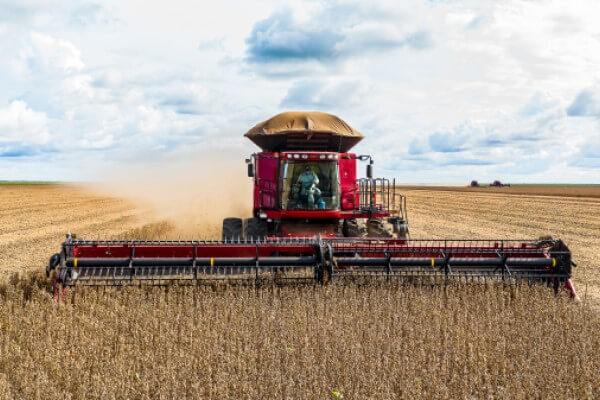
{"left": 231, "top": 112, "right": 408, "bottom": 240}
{"left": 45, "top": 111, "right": 578, "bottom": 300}
{"left": 238, "top": 150, "right": 407, "bottom": 239}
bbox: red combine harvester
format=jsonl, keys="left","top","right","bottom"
{"left": 46, "top": 112, "right": 578, "bottom": 299}
{"left": 228, "top": 111, "right": 408, "bottom": 240}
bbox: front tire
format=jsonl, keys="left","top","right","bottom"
{"left": 244, "top": 217, "right": 268, "bottom": 240}
{"left": 343, "top": 219, "right": 361, "bottom": 237}
{"left": 222, "top": 217, "right": 243, "bottom": 241}
{"left": 367, "top": 219, "right": 393, "bottom": 238}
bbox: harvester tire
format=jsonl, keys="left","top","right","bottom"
{"left": 222, "top": 218, "right": 243, "bottom": 241}
{"left": 367, "top": 219, "right": 393, "bottom": 238}
{"left": 343, "top": 219, "right": 361, "bottom": 237}
{"left": 244, "top": 218, "right": 268, "bottom": 240}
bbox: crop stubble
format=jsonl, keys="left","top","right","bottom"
{"left": 398, "top": 185, "right": 600, "bottom": 198}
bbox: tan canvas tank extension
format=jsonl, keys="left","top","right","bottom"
{"left": 244, "top": 111, "right": 364, "bottom": 152}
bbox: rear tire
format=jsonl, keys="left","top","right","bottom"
{"left": 367, "top": 219, "right": 393, "bottom": 238}
{"left": 222, "top": 218, "right": 243, "bottom": 241}
{"left": 244, "top": 218, "right": 268, "bottom": 240}
{"left": 343, "top": 219, "right": 361, "bottom": 237}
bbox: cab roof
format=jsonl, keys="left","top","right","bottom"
{"left": 244, "top": 111, "right": 364, "bottom": 152}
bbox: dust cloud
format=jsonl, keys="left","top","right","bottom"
{"left": 90, "top": 152, "right": 253, "bottom": 238}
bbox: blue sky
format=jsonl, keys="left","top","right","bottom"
{"left": 0, "top": 0, "right": 599, "bottom": 182}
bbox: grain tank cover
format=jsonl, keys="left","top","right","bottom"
{"left": 244, "top": 111, "right": 364, "bottom": 152}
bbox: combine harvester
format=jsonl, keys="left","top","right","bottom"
{"left": 46, "top": 112, "right": 578, "bottom": 299}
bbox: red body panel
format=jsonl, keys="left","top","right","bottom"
{"left": 263, "top": 210, "right": 388, "bottom": 220}
{"left": 71, "top": 240, "right": 551, "bottom": 261}
{"left": 74, "top": 243, "right": 317, "bottom": 258}
{"left": 339, "top": 154, "right": 357, "bottom": 210}
{"left": 278, "top": 210, "right": 341, "bottom": 219}
{"left": 254, "top": 153, "right": 278, "bottom": 210}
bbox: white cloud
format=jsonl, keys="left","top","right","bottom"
{"left": 245, "top": 1, "right": 433, "bottom": 68}
{"left": 567, "top": 87, "right": 600, "bottom": 117}
{"left": 0, "top": 100, "right": 49, "bottom": 144}
{"left": 280, "top": 79, "right": 370, "bottom": 109}
{"left": 22, "top": 32, "right": 85, "bottom": 74}
{"left": 78, "top": 133, "right": 114, "bottom": 150}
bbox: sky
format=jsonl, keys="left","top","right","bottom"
{"left": 0, "top": 0, "right": 599, "bottom": 183}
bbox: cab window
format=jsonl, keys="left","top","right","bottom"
{"left": 281, "top": 161, "right": 340, "bottom": 210}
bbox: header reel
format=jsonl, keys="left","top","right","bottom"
{"left": 46, "top": 234, "right": 578, "bottom": 299}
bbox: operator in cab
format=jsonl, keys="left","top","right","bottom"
{"left": 293, "top": 165, "right": 325, "bottom": 209}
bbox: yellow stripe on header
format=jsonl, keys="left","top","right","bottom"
{"left": 210, "top": 257, "right": 214, "bottom": 267}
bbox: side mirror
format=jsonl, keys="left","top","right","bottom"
{"left": 366, "top": 164, "right": 373, "bottom": 178}
{"left": 247, "top": 163, "right": 254, "bottom": 177}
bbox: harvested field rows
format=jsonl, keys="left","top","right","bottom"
{"left": 0, "top": 185, "right": 154, "bottom": 275}
{"left": 399, "top": 185, "right": 600, "bottom": 198}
